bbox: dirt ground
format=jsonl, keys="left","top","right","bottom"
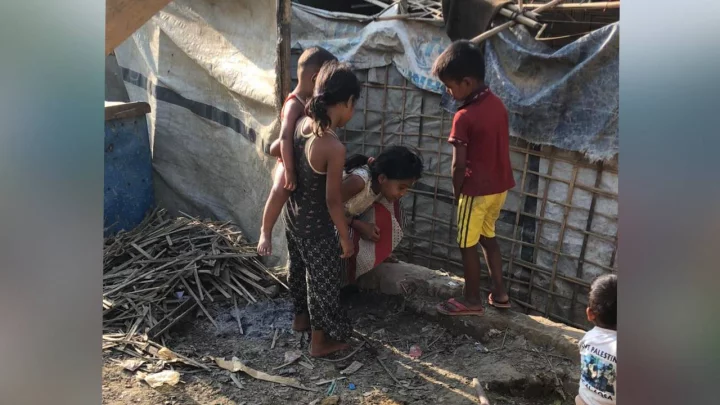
{"left": 103, "top": 291, "right": 577, "bottom": 405}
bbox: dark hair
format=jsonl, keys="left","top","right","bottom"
{"left": 298, "top": 46, "right": 337, "bottom": 71}
{"left": 345, "top": 146, "right": 424, "bottom": 182}
{"left": 588, "top": 274, "right": 617, "bottom": 328}
{"left": 431, "top": 40, "right": 485, "bottom": 83}
{"left": 305, "top": 61, "right": 360, "bottom": 136}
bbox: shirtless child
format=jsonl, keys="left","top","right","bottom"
{"left": 257, "top": 47, "right": 337, "bottom": 256}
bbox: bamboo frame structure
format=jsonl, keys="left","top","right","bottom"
{"left": 289, "top": 54, "right": 618, "bottom": 330}
{"left": 523, "top": 1, "right": 619, "bottom": 10}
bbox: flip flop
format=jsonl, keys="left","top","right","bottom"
{"left": 436, "top": 298, "right": 484, "bottom": 317}
{"left": 488, "top": 293, "right": 512, "bottom": 309}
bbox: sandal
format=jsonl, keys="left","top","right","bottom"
{"left": 436, "top": 298, "right": 485, "bottom": 317}
{"left": 488, "top": 293, "right": 512, "bottom": 309}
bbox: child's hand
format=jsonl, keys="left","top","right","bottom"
{"left": 284, "top": 169, "right": 297, "bottom": 191}
{"left": 354, "top": 220, "right": 380, "bottom": 242}
{"left": 340, "top": 236, "right": 355, "bottom": 259}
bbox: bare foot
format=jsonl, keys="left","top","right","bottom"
{"left": 257, "top": 231, "right": 272, "bottom": 256}
{"left": 292, "top": 313, "right": 310, "bottom": 332}
{"left": 310, "top": 338, "right": 350, "bottom": 358}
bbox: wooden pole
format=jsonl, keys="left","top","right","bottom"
{"left": 106, "top": 0, "right": 174, "bottom": 55}
{"left": 497, "top": 8, "right": 543, "bottom": 30}
{"left": 471, "top": 0, "right": 565, "bottom": 44}
{"left": 363, "top": 0, "right": 392, "bottom": 9}
{"left": 276, "top": 0, "right": 292, "bottom": 107}
{"left": 523, "top": 1, "right": 619, "bottom": 10}
{"left": 506, "top": 3, "right": 542, "bottom": 20}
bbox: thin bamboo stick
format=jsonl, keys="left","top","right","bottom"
{"left": 544, "top": 166, "right": 578, "bottom": 317}
{"left": 523, "top": 2, "right": 619, "bottom": 10}
{"left": 506, "top": 144, "right": 532, "bottom": 297}
{"left": 471, "top": 0, "right": 566, "bottom": 44}
{"left": 498, "top": 8, "right": 543, "bottom": 30}
{"left": 363, "top": 0, "right": 391, "bottom": 9}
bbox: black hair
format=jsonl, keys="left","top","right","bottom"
{"left": 431, "top": 40, "right": 485, "bottom": 83}
{"left": 305, "top": 61, "right": 360, "bottom": 136}
{"left": 297, "top": 46, "right": 337, "bottom": 71}
{"left": 345, "top": 146, "right": 424, "bottom": 182}
{"left": 588, "top": 274, "right": 617, "bottom": 329}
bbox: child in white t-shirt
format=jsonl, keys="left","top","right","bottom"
{"left": 577, "top": 274, "right": 617, "bottom": 405}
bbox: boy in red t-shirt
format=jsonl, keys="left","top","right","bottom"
{"left": 431, "top": 40, "right": 516, "bottom": 316}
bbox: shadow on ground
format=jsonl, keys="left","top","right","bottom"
{"left": 102, "top": 291, "right": 578, "bottom": 405}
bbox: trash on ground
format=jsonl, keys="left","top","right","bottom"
{"left": 408, "top": 345, "right": 422, "bottom": 359}
{"left": 320, "top": 395, "right": 340, "bottom": 405}
{"left": 273, "top": 350, "right": 303, "bottom": 370}
{"left": 298, "top": 361, "right": 315, "bottom": 370}
{"left": 278, "top": 367, "right": 298, "bottom": 376}
{"left": 475, "top": 342, "right": 489, "bottom": 353}
{"left": 120, "top": 359, "right": 145, "bottom": 372}
{"left": 326, "top": 379, "right": 338, "bottom": 395}
{"left": 315, "top": 377, "right": 346, "bottom": 386}
{"left": 215, "top": 356, "right": 317, "bottom": 392}
{"left": 348, "top": 383, "right": 356, "bottom": 390}
{"left": 340, "top": 361, "right": 364, "bottom": 375}
{"left": 138, "top": 370, "right": 181, "bottom": 388}
{"left": 157, "top": 347, "right": 180, "bottom": 362}
{"left": 487, "top": 329, "right": 503, "bottom": 338}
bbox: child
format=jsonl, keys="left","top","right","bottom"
{"left": 257, "top": 47, "right": 337, "bottom": 256}
{"left": 431, "top": 40, "right": 516, "bottom": 316}
{"left": 577, "top": 274, "right": 617, "bottom": 405}
{"left": 283, "top": 60, "right": 360, "bottom": 357}
{"left": 341, "top": 146, "right": 424, "bottom": 282}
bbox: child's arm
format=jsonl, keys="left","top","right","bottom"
{"left": 451, "top": 144, "right": 467, "bottom": 201}
{"left": 325, "top": 142, "right": 354, "bottom": 259}
{"left": 278, "top": 100, "right": 304, "bottom": 190}
{"left": 448, "top": 111, "right": 470, "bottom": 202}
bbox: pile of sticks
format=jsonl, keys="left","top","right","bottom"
{"left": 103, "top": 208, "right": 285, "bottom": 342}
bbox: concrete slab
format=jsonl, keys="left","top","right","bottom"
{"left": 356, "top": 262, "right": 465, "bottom": 298}
{"left": 357, "top": 262, "right": 585, "bottom": 360}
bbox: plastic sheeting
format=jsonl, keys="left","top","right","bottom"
{"left": 293, "top": 4, "right": 619, "bottom": 161}
{"left": 446, "top": 23, "right": 620, "bottom": 162}
{"left": 291, "top": 4, "right": 449, "bottom": 94}
{"left": 114, "top": 0, "right": 285, "bottom": 261}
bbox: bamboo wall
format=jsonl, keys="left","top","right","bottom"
{"left": 291, "top": 54, "right": 618, "bottom": 329}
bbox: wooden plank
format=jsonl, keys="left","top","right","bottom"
{"left": 524, "top": 1, "right": 619, "bottom": 10}
{"left": 106, "top": 0, "right": 175, "bottom": 54}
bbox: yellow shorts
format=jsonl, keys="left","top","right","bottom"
{"left": 456, "top": 192, "right": 507, "bottom": 248}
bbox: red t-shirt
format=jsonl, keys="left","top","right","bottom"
{"left": 448, "top": 88, "right": 516, "bottom": 196}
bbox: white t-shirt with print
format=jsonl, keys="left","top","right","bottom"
{"left": 578, "top": 326, "right": 617, "bottom": 405}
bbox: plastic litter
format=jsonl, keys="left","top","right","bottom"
{"left": 409, "top": 345, "right": 422, "bottom": 359}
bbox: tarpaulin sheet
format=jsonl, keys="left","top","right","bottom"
{"left": 114, "top": 0, "right": 284, "bottom": 261}
{"left": 443, "top": 23, "right": 620, "bottom": 162}
{"left": 293, "top": 4, "right": 619, "bottom": 161}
